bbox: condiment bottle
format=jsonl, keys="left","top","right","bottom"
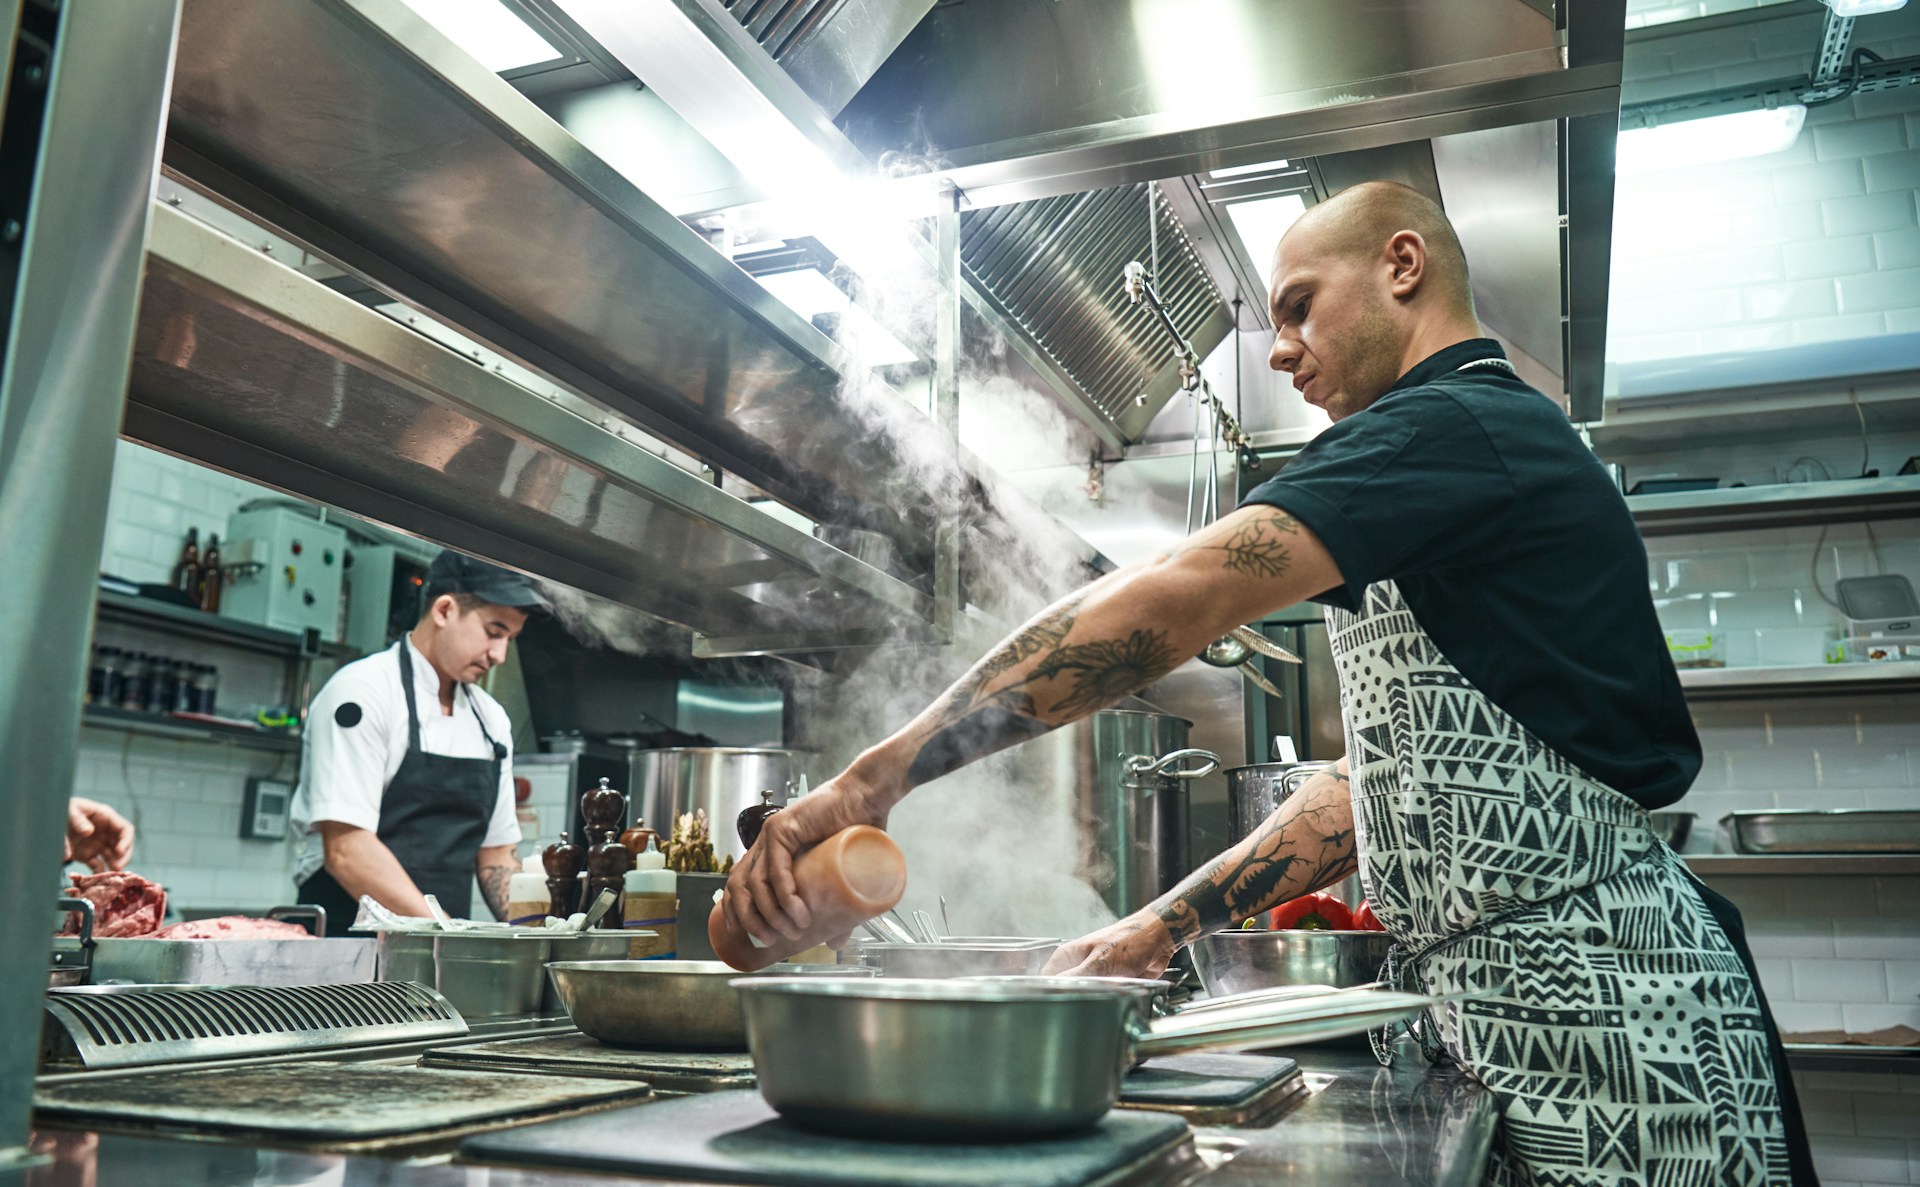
{"left": 542, "top": 832, "right": 585, "bottom": 918}
{"left": 736, "top": 789, "right": 782, "bottom": 851}
{"left": 708, "top": 825, "right": 907, "bottom": 972}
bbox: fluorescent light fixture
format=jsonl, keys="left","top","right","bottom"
{"left": 1209, "top": 159, "right": 1292, "bottom": 180}
{"left": 1223, "top": 194, "right": 1308, "bottom": 273}
{"left": 757, "top": 269, "right": 919, "bottom": 370}
{"left": 1820, "top": 0, "right": 1906, "bottom": 14}
{"left": 398, "top": 0, "right": 561, "bottom": 72}
{"left": 1616, "top": 105, "right": 1806, "bottom": 176}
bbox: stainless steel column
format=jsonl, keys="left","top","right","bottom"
{"left": 0, "top": 0, "right": 179, "bottom": 1165}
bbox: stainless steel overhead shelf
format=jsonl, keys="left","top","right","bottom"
{"left": 126, "top": 205, "right": 936, "bottom": 643}
{"left": 1676, "top": 662, "right": 1920, "bottom": 700}
{"left": 1629, "top": 477, "right": 1920, "bottom": 536}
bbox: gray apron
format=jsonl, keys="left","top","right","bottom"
{"left": 1327, "top": 580, "right": 1795, "bottom": 1186}
{"left": 299, "top": 643, "right": 502, "bottom": 922}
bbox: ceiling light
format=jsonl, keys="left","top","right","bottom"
{"left": 757, "top": 270, "right": 919, "bottom": 370}
{"left": 398, "top": 0, "right": 562, "bottom": 73}
{"left": 1819, "top": 0, "right": 1906, "bottom": 15}
{"left": 1223, "top": 194, "right": 1308, "bottom": 272}
{"left": 1616, "top": 105, "right": 1806, "bottom": 175}
{"left": 1209, "top": 159, "right": 1292, "bottom": 180}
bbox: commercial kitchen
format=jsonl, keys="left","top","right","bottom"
{"left": 7, "top": 0, "right": 1920, "bottom": 1183}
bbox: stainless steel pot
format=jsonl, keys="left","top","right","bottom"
{"left": 733, "top": 977, "right": 1458, "bottom": 1140}
{"left": 1223, "top": 760, "right": 1332, "bottom": 844}
{"left": 629, "top": 748, "right": 808, "bottom": 862}
{"left": 546, "top": 959, "right": 877, "bottom": 1049}
{"left": 1077, "top": 709, "right": 1212, "bottom": 916}
{"left": 1191, "top": 929, "right": 1394, "bottom": 997}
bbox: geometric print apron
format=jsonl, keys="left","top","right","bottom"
{"left": 1326, "top": 581, "right": 1793, "bottom": 1187}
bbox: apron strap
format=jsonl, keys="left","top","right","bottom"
{"left": 395, "top": 642, "right": 424, "bottom": 753}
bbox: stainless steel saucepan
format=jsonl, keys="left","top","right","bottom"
{"left": 733, "top": 976, "right": 1470, "bottom": 1140}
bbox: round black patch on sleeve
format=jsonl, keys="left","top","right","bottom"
{"left": 334, "top": 702, "right": 364, "bottom": 728}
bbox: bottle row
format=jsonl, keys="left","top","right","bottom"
{"left": 169, "top": 527, "right": 225, "bottom": 614}
{"left": 86, "top": 647, "right": 220, "bottom": 717}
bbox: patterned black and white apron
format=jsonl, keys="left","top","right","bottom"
{"left": 1328, "top": 580, "right": 1793, "bottom": 1187}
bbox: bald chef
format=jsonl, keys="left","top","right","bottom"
{"left": 291, "top": 552, "right": 546, "bottom": 923}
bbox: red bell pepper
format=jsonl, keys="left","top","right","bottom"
{"left": 1269, "top": 892, "right": 1353, "bottom": 931}
{"left": 1351, "top": 900, "right": 1385, "bottom": 932}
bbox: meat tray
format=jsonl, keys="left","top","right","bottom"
{"left": 52, "top": 937, "right": 376, "bottom": 987}
{"left": 1724, "top": 809, "right": 1920, "bottom": 855}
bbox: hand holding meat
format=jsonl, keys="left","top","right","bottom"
{"left": 1042, "top": 911, "right": 1176, "bottom": 978}
{"left": 65, "top": 798, "right": 134, "bottom": 872}
{"left": 721, "top": 771, "right": 889, "bottom": 944}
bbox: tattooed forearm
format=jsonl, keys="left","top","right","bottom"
{"left": 1151, "top": 759, "right": 1357, "bottom": 945}
{"left": 477, "top": 861, "right": 516, "bottom": 921}
{"left": 939, "top": 593, "right": 1085, "bottom": 717}
{"left": 1023, "top": 630, "right": 1182, "bottom": 718}
{"left": 1208, "top": 509, "right": 1300, "bottom": 579}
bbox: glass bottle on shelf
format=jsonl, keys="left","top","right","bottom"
{"left": 87, "top": 646, "right": 116, "bottom": 705}
{"left": 170, "top": 527, "right": 201, "bottom": 595}
{"left": 146, "top": 655, "right": 176, "bottom": 715}
{"left": 117, "top": 652, "right": 150, "bottom": 713}
{"left": 192, "top": 663, "right": 219, "bottom": 717}
{"left": 197, "top": 535, "right": 223, "bottom": 613}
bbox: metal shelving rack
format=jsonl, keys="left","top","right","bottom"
{"left": 1627, "top": 475, "right": 1920, "bottom": 537}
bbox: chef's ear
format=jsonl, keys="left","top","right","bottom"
{"left": 427, "top": 593, "right": 460, "bottom": 625}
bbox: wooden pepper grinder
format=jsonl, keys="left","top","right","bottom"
{"left": 542, "top": 832, "right": 585, "bottom": 918}
{"left": 586, "top": 829, "right": 634, "bottom": 928}
{"left": 737, "top": 789, "right": 783, "bottom": 851}
{"left": 581, "top": 777, "right": 627, "bottom": 843}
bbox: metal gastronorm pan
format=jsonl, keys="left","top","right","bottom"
{"left": 1725, "top": 809, "right": 1920, "bottom": 854}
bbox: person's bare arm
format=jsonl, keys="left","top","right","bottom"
{"left": 317, "top": 822, "right": 432, "bottom": 917}
{"left": 65, "top": 798, "right": 135, "bottom": 871}
{"left": 1044, "top": 759, "right": 1356, "bottom": 976}
{"left": 475, "top": 844, "right": 518, "bottom": 922}
{"left": 725, "top": 505, "right": 1343, "bottom": 942}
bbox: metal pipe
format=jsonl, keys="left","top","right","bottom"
{"left": 0, "top": 0, "right": 179, "bottom": 1165}
{"left": 933, "top": 182, "right": 961, "bottom": 638}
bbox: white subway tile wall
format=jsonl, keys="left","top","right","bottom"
{"left": 100, "top": 439, "right": 283, "bottom": 586}
{"left": 1609, "top": 14, "right": 1920, "bottom": 363}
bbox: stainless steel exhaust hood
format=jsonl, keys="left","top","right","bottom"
{"left": 835, "top": 0, "right": 1625, "bottom": 420}
{"left": 129, "top": 203, "right": 936, "bottom": 641}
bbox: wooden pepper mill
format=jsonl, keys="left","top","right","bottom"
{"left": 586, "top": 829, "right": 635, "bottom": 928}
{"left": 581, "top": 776, "right": 627, "bottom": 841}
{"left": 542, "top": 832, "right": 584, "bottom": 918}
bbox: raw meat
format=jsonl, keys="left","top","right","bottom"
{"left": 62, "top": 871, "right": 166, "bottom": 938}
{"left": 147, "top": 916, "right": 316, "bottom": 941}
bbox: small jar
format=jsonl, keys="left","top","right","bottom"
{"left": 192, "top": 663, "right": 219, "bottom": 716}
{"left": 117, "top": 652, "right": 150, "bottom": 713}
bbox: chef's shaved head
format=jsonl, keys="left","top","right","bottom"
{"left": 1266, "top": 180, "right": 1487, "bottom": 422}
{"left": 1280, "top": 180, "right": 1475, "bottom": 316}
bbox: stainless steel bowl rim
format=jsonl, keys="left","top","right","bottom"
{"left": 630, "top": 746, "right": 813, "bottom": 757}
{"left": 732, "top": 977, "right": 1138, "bottom": 1003}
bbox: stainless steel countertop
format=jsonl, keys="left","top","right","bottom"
{"left": 24, "top": 1045, "right": 1493, "bottom": 1187}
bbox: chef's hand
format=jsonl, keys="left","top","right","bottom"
{"left": 722, "top": 773, "right": 890, "bottom": 944}
{"left": 1043, "top": 911, "right": 1178, "bottom": 978}
{"left": 65, "top": 798, "right": 135, "bottom": 872}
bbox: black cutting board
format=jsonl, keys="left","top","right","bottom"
{"left": 1121, "top": 1052, "right": 1299, "bottom": 1106}
{"left": 460, "top": 1090, "right": 1191, "bottom": 1187}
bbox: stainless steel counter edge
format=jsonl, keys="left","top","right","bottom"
{"left": 24, "top": 1049, "right": 1495, "bottom": 1187}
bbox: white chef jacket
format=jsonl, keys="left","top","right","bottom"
{"left": 290, "top": 639, "right": 521, "bottom": 883}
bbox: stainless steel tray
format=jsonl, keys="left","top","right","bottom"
{"left": 50, "top": 936, "right": 376, "bottom": 986}
{"left": 1725, "top": 809, "right": 1920, "bottom": 855}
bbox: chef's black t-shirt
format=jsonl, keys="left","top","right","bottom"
{"left": 1239, "top": 338, "right": 1701, "bottom": 809}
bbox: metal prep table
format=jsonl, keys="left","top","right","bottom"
{"left": 23, "top": 1047, "right": 1496, "bottom": 1187}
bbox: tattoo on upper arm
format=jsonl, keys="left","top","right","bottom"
{"left": 1208, "top": 509, "right": 1301, "bottom": 579}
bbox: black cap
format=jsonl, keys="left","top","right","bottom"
{"left": 422, "top": 551, "right": 551, "bottom": 612}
